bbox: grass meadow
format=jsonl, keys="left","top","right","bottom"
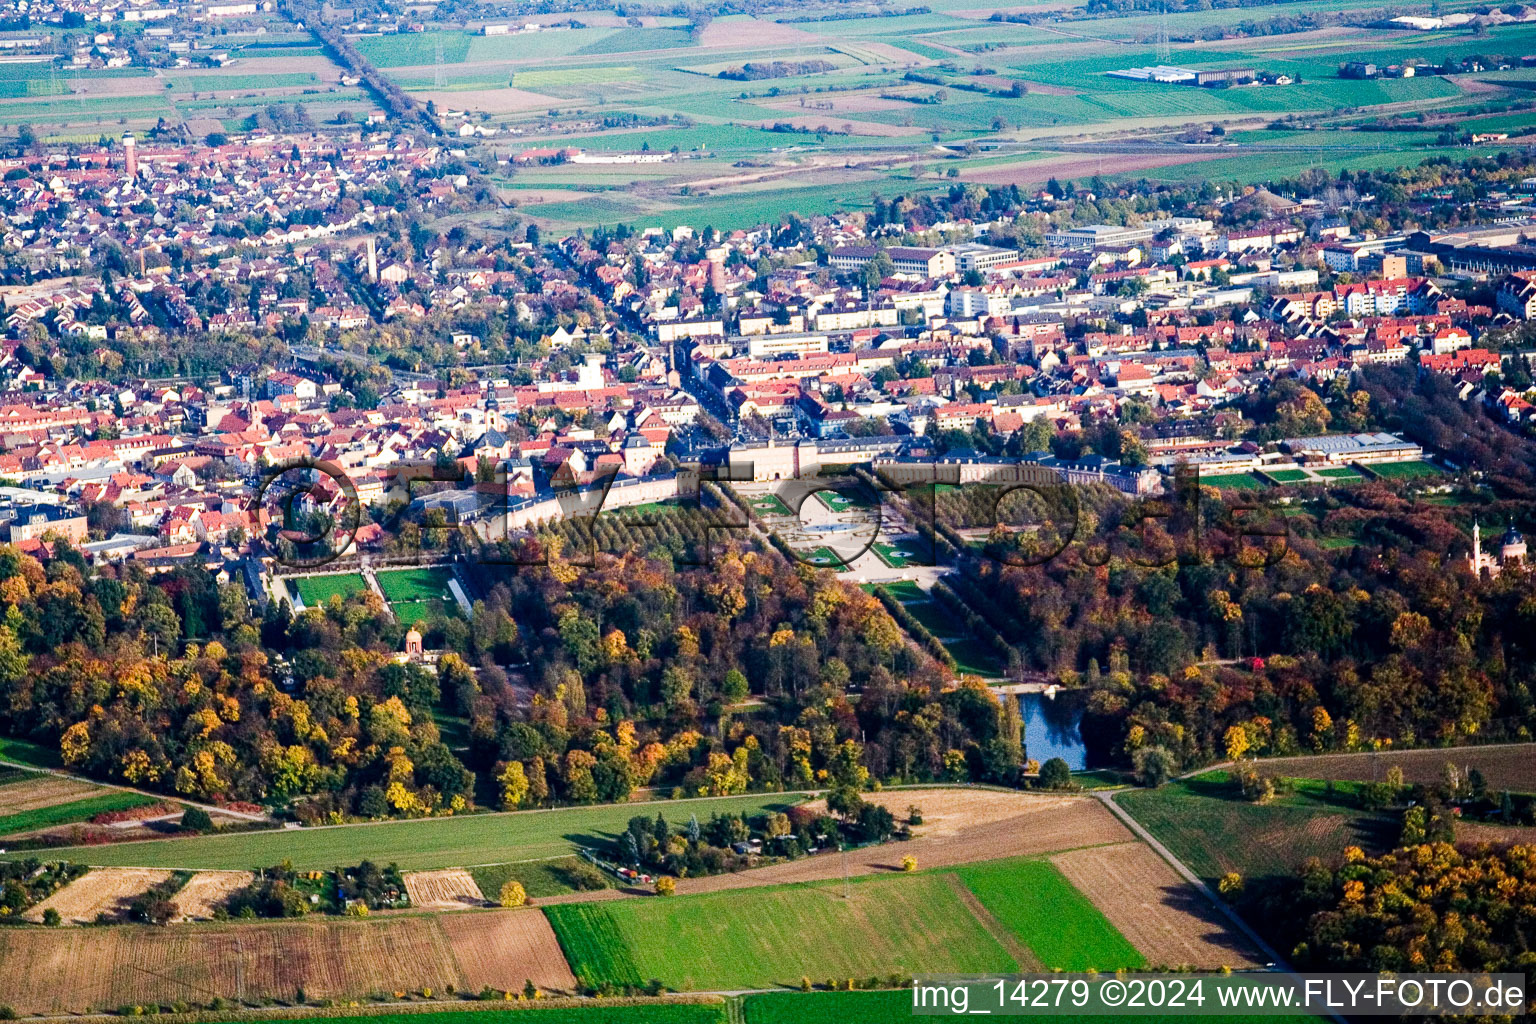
{"left": 0, "top": 792, "right": 802, "bottom": 871}
{"left": 1116, "top": 775, "right": 1398, "bottom": 885}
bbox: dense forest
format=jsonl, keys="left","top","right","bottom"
{"left": 1275, "top": 842, "right": 1536, "bottom": 973}
{"left": 0, "top": 532, "right": 1018, "bottom": 821}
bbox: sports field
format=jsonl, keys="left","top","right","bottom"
{"left": 0, "top": 792, "right": 801, "bottom": 872}
{"left": 292, "top": 572, "right": 369, "bottom": 606}
{"left": 546, "top": 870, "right": 1020, "bottom": 991}
{"left": 1263, "top": 469, "right": 1309, "bottom": 484}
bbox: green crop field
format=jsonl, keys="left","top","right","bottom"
{"left": 292, "top": 573, "right": 369, "bottom": 606}
{"left": 1365, "top": 459, "right": 1441, "bottom": 478}
{"left": 0, "top": 792, "right": 801, "bottom": 871}
{"left": 1116, "top": 777, "right": 1398, "bottom": 885}
{"left": 742, "top": 990, "right": 1326, "bottom": 1024}
{"left": 546, "top": 870, "right": 1018, "bottom": 991}
{"left": 546, "top": 904, "right": 646, "bottom": 988}
{"left": 955, "top": 859, "right": 1143, "bottom": 971}
{"left": 0, "top": 791, "right": 158, "bottom": 838}
{"left": 357, "top": 31, "right": 472, "bottom": 67}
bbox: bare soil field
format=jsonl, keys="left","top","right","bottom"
{"left": 171, "top": 870, "right": 253, "bottom": 921}
{"left": 962, "top": 150, "right": 1227, "bottom": 185}
{"left": 1458, "top": 821, "right": 1536, "bottom": 845}
{"left": 440, "top": 909, "right": 578, "bottom": 992}
{"left": 64, "top": 77, "right": 168, "bottom": 97}
{"left": 1259, "top": 744, "right": 1536, "bottom": 793}
{"left": 741, "top": 115, "right": 925, "bottom": 137}
{"left": 1052, "top": 842, "right": 1261, "bottom": 969}
{"left": 698, "top": 17, "right": 824, "bottom": 48}
{"left": 405, "top": 868, "right": 487, "bottom": 909}
{"left": 221, "top": 55, "right": 344, "bottom": 76}
{"left": 417, "top": 87, "right": 558, "bottom": 114}
{"left": 0, "top": 917, "right": 499, "bottom": 1013}
{"left": 677, "top": 789, "right": 1130, "bottom": 895}
{"left": 0, "top": 776, "right": 102, "bottom": 814}
{"left": 24, "top": 867, "right": 173, "bottom": 925}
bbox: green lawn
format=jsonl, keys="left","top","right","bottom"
{"left": 942, "top": 637, "right": 1004, "bottom": 678}
{"left": 470, "top": 856, "right": 609, "bottom": 900}
{"left": 1364, "top": 459, "right": 1441, "bottom": 479}
{"left": 546, "top": 870, "right": 1018, "bottom": 991}
{"left": 0, "top": 793, "right": 801, "bottom": 871}
{"left": 293, "top": 573, "right": 369, "bottom": 606}
{"left": 955, "top": 858, "right": 1144, "bottom": 971}
{"left": 749, "top": 494, "right": 794, "bottom": 517}
{"left": 1262, "top": 469, "right": 1309, "bottom": 484}
{"left": 901, "top": 599, "right": 959, "bottom": 637}
{"left": 871, "top": 542, "right": 914, "bottom": 569}
{"left": 1115, "top": 778, "right": 1397, "bottom": 886}
{"left": 378, "top": 567, "right": 462, "bottom": 622}
{"left": 799, "top": 546, "right": 853, "bottom": 572}
{"left": 1199, "top": 473, "right": 1265, "bottom": 490}
{"left": 376, "top": 566, "right": 457, "bottom": 603}
{"left": 874, "top": 581, "right": 926, "bottom": 602}
{"left": 0, "top": 791, "right": 159, "bottom": 838}
{"left": 813, "top": 490, "right": 855, "bottom": 512}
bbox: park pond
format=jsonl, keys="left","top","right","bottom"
{"left": 1019, "top": 689, "right": 1093, "bottom": 771}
